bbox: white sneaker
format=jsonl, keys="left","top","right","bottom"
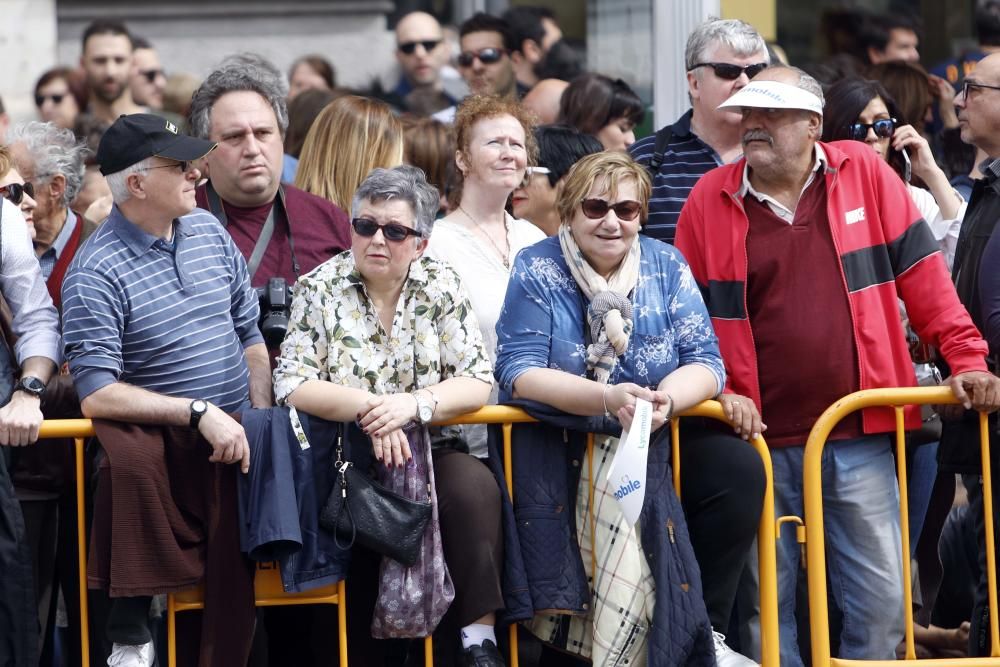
{"left": 107, "top": 641, "right": 154, "bottom": 667}
{"left": 713, "top": 631, "right": 758, "bottom": 667}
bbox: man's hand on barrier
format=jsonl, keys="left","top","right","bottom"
{"left": 371, "top": 427, "right": 412, "bottom": 468}
{"left": 946, "top": 371, "right": 1000, "bottom": 413}
{"left": 718, "top": 393, "right": 766, "bottom": 441}
{"left": 199, "top": 404, "right": 251, "bottom": 473}
{"left": 0, "top": 392, "right": 43, "bottom": 446}
{"left": 359, "top": 393, "right": 420, "bottom": 438}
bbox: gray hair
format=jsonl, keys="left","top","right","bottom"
{"left": 351, "top": 165, "right": 439, "bottom": 239}
{"left": 188, "top": 53, "right": 289, "bottom": 140}
{"left": 6, "top": 121, "right": 88, "bottom": 207}
{"left": 685, "top": 18, "right": 769, "bottom": 71}
{"left": 761, "top": 64, "right": 826, "bottom": 109}
{"left": 105, "top": 157, "right": 154, "bottom": 204}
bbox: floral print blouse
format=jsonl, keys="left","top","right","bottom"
{"left": 274, "top": 251, "right": 494, "bottom": 420}
{"left": 494, "top": 235, "right": 725, "bottom": 396}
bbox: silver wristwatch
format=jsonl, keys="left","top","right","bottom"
{"left": 413, "top": 390, "right": 439, "bottom": 424}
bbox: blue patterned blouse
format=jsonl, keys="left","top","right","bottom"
{"left": 494, "top": 235, "right": 725, "bottom": 398}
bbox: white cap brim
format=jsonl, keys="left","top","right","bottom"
{"left": 718, "top": 80, "right": 823, "bottom": 115}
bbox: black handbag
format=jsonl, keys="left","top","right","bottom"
{"left": 319, "top": 432, "right": 432, "bottom": 567}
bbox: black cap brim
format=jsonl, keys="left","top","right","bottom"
{"left": 154, "top": 134, "right": 217, "bottom": 162}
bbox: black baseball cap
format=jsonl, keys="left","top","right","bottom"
{"left": 96, "top": 113, "right": 217, "bottom": 176}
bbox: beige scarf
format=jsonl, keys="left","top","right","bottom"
{"left": 558, "top": 224, "right": 641, "bottom": 383}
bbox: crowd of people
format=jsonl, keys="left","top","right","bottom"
{"left": 3, "top": 4, "right": 1000, "bottom": 667}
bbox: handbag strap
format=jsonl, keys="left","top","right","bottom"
{"left": 332, "top": 433, "right": 358, "bottom": 551}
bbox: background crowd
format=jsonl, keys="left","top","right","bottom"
{"left": 1, "top": 3, "right": 1000, "bottom": 667}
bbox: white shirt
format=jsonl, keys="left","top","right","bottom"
{"left": 0, "top": 199, "right": 60, "bottom": 365}
{"left": 426, "top": 212, "right": 545, "bottom": 455}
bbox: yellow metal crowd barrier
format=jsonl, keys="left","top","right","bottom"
{"left": 40, "top": 403, "right": 779, "bottom": 667}
{"left": 801, "top": 387, "right": 999, "bottom": 667}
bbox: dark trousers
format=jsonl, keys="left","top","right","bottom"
{"left": 0, "top": 447, "right": 38, "bottom": 667}
{"left": 679, "top": 422, "right": 767, "bottom": 631}
{"left": 968, "top": 471, "right": 1000, "bottom": 656}
{"left": 346, "top": 448, "right": 504, "bottom": 666}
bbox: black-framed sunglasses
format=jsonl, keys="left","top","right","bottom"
{"left": 846, "top": 118, "right": 896, "bottom": 142}
{"left": 398, "top": 39, "right": 441, "bottom": 55}
{"left": 351, "top": 217, "right": 423, "bottom": 242}
{"left": 0, "top": 182, "right": 34, "bottom": 205}
{"left": 139, "top": 69, "right": 166, "bottom": 84}
{"left": 34, "top": 93, "right": 66, "bottom": 107}
{"left": 147, "top": 160, "right": 190, "bottom": 173}
{"left": 962, "top": 80, "right": 1000, "bottom": 99}
{"left": 580, "top": 198, "right": 641, "bottom": 222}
{"left": 689, "top": 62, "right": 768, "bottom": 81}
{"left": 457, "top": 47, "right": 508, "bottom": 67}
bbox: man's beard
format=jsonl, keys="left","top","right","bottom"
{"left": 92, "top": 78, "right": 127, "bottom": 105}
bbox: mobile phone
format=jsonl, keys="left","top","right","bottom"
{"left": 901, "top": 147, "right": 912, "bottom": 183}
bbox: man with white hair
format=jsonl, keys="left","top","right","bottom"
{"left": 630, "top": 18, "right": 769, "bottom": 243}
{"left": 676, "top": 65, "right": 1000, "bottom": 665}
{"left": 62, "top": 113, "right": 269, "bottom": 666}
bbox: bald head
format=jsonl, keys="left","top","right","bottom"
{"left": 396, "top": 12, "right": 448, "bottom": 89}
{"left": 956, "top": 52, "right": 1000, "bottom": 156}
{"left": 522, "top": 78, "right": 568, "bottom": 124}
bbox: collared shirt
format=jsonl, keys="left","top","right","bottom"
{"left": 0, "top": 199, "right": 60, "bottom": 365}
{"left": 979, "top": 155, "right": 1000, "bottom": 183}
{"left": 37, "top": 208, "right": 79, "bottom": 280}
{"left": 273, "top": 251, "right": 493, "bottom": 404}
{"left": 738, "top": 143, "right": 827, "bottom": 223}
{"left": 630, "top": 109, "right": 727, "bottom": 244}
{"left": 62, "top": 205, "right": 262, "bottom": 411}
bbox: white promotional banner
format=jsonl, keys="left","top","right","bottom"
{"left": 606, "top": 398, "right": 653, "bottom": 525}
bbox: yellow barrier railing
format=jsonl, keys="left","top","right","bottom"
{"left": 38, "top": 403, "right": 778, "bottom": 667}
{"left": 802, "top": 387, "right": 998, "bottom": 667}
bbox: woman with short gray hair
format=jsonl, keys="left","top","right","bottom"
{"left": 274, "top": 164, "right": 507, "bottom": 666}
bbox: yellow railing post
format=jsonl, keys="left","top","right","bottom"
{"left": 802, "top": 387, "right": 1000, "bottom": 667}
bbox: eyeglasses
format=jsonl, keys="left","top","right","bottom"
{"left": 846, "top": 118, "right": 896, "bottom": 142}
{"left": 580, "top": 198, "right": 641, "bottom": 222}
{"left": 34, "top": 93, "right": 66, "bottom": 107}
{"left": 0, "top": 182, "right": 34, "bottom": 206}
{"left": 689, "top": 62, "right": 769, "bottom": 81}
{"left": 351, "top": 217, "right": 423, "bottom": 242}
{"left": 520, "top": 166, "right": 551, "bottom": 187}
{"left": 146, "top": 161, "right": 189, "bottom": 173}
{"left": 962, "top": 80, "right": 1000, "bottom": 99}
{"left": 398, "top": 39, "right": 441, "bottom": 55}
{"left": 139, "top": 69, "right": 166, "bottom": 84}
{"left": 457, "top": 47, "right": 508, "bottom": 67}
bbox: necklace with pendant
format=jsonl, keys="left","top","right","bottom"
{"left": 459, "top": 205, "right": 511, "bottom": 269}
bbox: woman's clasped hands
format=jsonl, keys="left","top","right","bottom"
{"left": 357, "top": 393, "right": 418, "bottom": 467}
{"left": 605, "top": 382, "right": 674, "bottom": 432}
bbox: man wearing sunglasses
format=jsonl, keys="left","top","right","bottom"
{"left": 677, "top": 65, "right": 1000, "bottom": 666}
{"left": 433, "top": 13, "right": 519, "bottom": 124}
{"left": 61, "top": 113, "right": 271, "bottom": 667}
{"left": 945, "top": 51, "right": 1000, "bottom": 658}
{"left": 631, "top": 18, "right": 769, "bottom": 244}
{"left": 129, "top": 37, "right": 167, "bottom": 111}
{"left": 392, "top": 11, "right": 460, "bottom": 117}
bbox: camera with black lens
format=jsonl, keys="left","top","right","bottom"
{"left": 256, "top": 277, "right": 293, "bottom": 348}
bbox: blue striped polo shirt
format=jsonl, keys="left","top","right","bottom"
{"left": 629, "top": 109, "right": 724, "bottom": 244}
{"left": 62, "top": 206, "right": 263, "bottom": 411}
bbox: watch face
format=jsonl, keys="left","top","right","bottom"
{"left": 191, "top": 399, "right": 208, "bottom": 414}
{"left": 18, "top": 377, "right": 45, "bottom": 396}
{"left": 419, "top": 405, "right": 434, "bottom": 422}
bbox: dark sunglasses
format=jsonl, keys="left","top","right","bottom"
{"left": 0, "top": 182, "right": 34, "bottom": 206}
{"left": 398, "top": 39, "right": 441, "bottom": 55}
{"left": 147, "top": 160, "right": 189, "bottom": 173}
{"left": 34, "top": 93, "right": 66, "bottom": 107}
{"left": 690, "top": 62, "right": 768, "bottom": 81}
{"left": 846, "top": 118, "right": 896, "bottom": 142}
{"left": 457, "top": 47, "right": 508, "bottom": 67}
{"left": 580, "top": 198, "right": 641, "bottom": 222}
{"left": 351, "top": 217, "right": 423, "bottom": 242}
{"left": 139, "top": 69, "right": 165, "bottom": 83}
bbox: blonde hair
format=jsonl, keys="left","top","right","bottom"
{"left": 295, "top": 95, "right": 404, "bottom": 210}
{"left": 0, "top": 146, "right": 13, "bottom": 181}
{"left": 556, "top": 152, "right": 651, "bottom": 226}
